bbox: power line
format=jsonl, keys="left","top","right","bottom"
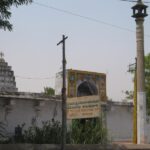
{"left": 16, "top": 75, "right": 55, "bottom": 80}
{"left": 33, "top": 1, "right": 150, "bottom": 38}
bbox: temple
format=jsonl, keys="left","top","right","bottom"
{"left": 0, "top": 52, "right": 18, "bottom": 92}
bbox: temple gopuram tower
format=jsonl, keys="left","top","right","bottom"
{"left": 0, "top": 52, "right": 18, "bottom": 92}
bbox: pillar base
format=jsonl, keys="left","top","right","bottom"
{"left": 137, "top": 92, "right": 147, "bottom": 144}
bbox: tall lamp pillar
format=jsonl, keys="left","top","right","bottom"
{"left": 132, "top": 0, "right": 148, "bottom": 144}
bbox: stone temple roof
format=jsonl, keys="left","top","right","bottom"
{"left": 0, "top": 52, "right": 18, "bottom": 92}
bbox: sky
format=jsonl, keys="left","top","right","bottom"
{"left": 0, "top": 0, "right": 150, "bottom": 101}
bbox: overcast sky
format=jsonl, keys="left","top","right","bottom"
{"left": 0, "top": 0, "right": 150, "bottom": 101}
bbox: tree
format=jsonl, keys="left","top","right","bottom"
{"left": 124, "top": 90, "right": 134, "bottom": 101}
{"left": 126, "top": 53, "right": 150, "bottom": 114}
{"left": 44, "top": 87, "right": 55, "bottom": 96}
{"left": 0, "top": 0, "right": 32, "bottom": 31}
{"left": 145, "top": 53, "right": 150, "bottom": 114}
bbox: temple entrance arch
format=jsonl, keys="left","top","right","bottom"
{"left": 55, "top": 69, "right": 106, "bottom": 101}
{"left": 77, "top": 81, "right": 98, "bottom": 97}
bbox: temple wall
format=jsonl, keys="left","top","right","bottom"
{"left": 105, "top": 102, "right": 133, "bottom": 141}
{"left": 1, "top": 95, "right": 150, "bottom": 143}
{"left": 0, "top": 96, "right": 61, "bottom": 136}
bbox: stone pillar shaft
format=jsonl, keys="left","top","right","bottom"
{"left": 136, "top": 18, "right": 147, "bottom": 144}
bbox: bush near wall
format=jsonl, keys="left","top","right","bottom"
{"left": 70, "top": 119, "right": 108, "bottom": 144}
{"left": 1, "top": 119, "right": 108, "bottom": 144}
{"left": 14, "top": 120, "right": 62, "bottom": 144}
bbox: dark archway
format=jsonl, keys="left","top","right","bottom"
{"left": 77, "top": 81, "right": 98, "bottom": 97}
{"left": 75, "top": 81, "right": 99, "bottom": 127}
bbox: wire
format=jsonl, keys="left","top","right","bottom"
{"left": 33, "top": 1, "right": 150, "bottom": 38}
{"left": 16, "top": 75, "right": 55, "bottom": 80}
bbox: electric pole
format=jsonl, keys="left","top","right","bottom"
{"left": 132, "top": 0, "right": 148, "bottom": 144}
{"left": 57, "top": 35, "right": 68, "bottom": 150}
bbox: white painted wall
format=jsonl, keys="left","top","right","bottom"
{"left": 0, "top": 97, "right": 62, "bottom": 136}
{"left": 1, "top": 96, "right": 150, "bottom": 143}
{"left": 106, "top": 102, "right": 133, "bottom": 141}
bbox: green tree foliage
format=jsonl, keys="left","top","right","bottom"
{"left": 70, "top": 119, "right": 108, "bottom": 144}
{"left": 0, "top": 0, "right": 32, "bottom": 31}
{"left": 145, "top": 53, "right": 150, "bottom": 115}
{"left": 124, "top": 90, "right": 134, "bottom": 100}
{"left": 44, "top": 87, "right": 55, "bottom": 96}
{"left": 126, "top": 53, "right": 150, "bottom": 114}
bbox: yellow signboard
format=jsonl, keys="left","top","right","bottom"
{"left": 67, "top": 95, "right": 101, "bottom": 119}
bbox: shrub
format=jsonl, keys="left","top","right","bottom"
{"left": 19, "top": 120, "right": 62, "bottom": 144}
{"left": 0, "top": 122, "right": 10, "bottom": 144}
{"left": 70, "top": 118, "right": 108, "bottom": 144}
{"left": 11, "top": 118, "right": 108, "bottom": 144}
